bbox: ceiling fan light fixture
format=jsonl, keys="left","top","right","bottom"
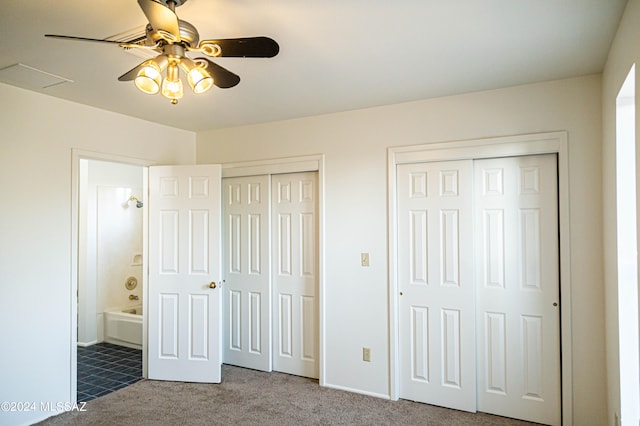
{"left": 46, "top": 0, "right": 279, "bottom": 104}
{"left": 161, "top": 61, "right": 183, "bottom": 103}
{"left": 134, "top": 61, "right": 162, "bottom": 94}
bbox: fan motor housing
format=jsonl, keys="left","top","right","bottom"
{"left": 146, "top": 19, "right": 199, "bottom": 46}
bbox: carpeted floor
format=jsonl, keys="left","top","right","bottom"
{"left": 38, "top": 365, "right": 540, "bottom": 425}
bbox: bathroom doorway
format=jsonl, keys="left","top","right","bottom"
{"left": 76, "top": 157, "right": 147, "bottom": 401}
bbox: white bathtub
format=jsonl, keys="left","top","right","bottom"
{"left": 104, "top": 305, "right": 143, "bottom": 350}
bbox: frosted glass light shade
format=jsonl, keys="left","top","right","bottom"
{"left": 161, "top": 78, "right": 183, "bottom": 100}
{"left": 161, "top": 62, "right": 183, "bottom": 101}
{"left": 134, "top": 62, "right": 161, "bottom": 94}
{"left": 187, "top": 67, "right": 214, "bottom": 94}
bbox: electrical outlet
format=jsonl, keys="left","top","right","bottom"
{"left": 363, "top": 347, "right": 371, "bottom": 362}
{"left": 361, "top": 253, "right": 370, "bottom": 267}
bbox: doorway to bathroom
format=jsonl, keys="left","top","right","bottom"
{"left": 76, "top": 157, "right": 147, "bottom": 402}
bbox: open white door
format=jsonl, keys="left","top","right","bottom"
{"left": 148, "top": 165, "right": 222, "bottom": 382}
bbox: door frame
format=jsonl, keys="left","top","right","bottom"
{"left": 220, "top": 154, "right": 326, "bottom": 385}
{"left": 70, "top": 149, "right": 154, "bottom": 402}
{"left": 387, "top": 132, "right": 573, "bottom": 424}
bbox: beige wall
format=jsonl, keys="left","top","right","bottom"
{"left": 602, "top": 0, "right": 640, "bottom": 424}
{"left": 0, "top": 82, "right": 196, "bottom": 425}
{"left": 197, "top": 74, "right": 605, "bottom": 423}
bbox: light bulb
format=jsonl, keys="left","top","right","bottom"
{"left": 134, "top": 61, "right": 162, "bottom": 94}
{"left": 161, "top": 62, "right": 183, "bottom": 103}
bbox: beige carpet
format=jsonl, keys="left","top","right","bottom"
{"left": 38, "top": 365, "right": 540, "bottom": 425}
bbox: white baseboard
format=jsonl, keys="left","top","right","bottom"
{"left": 321, "top": 382, "right": 390, "bottom": 400}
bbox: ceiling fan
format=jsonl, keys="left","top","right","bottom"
{"left": 45, "top": 0, "right": 279, "bottom": 104}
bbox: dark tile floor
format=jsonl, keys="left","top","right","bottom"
{"left": 77, "top": 342, "right": 142, "bottom": 402}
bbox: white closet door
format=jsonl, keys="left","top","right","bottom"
{"left": 271, "top": 172, "right": 319, "bottom": 378}
{"left": 475, "top": 155, "right": 560, "bottom": 425}
{"left": 397, "top": 160, "right": 476, "bottom": 412}
{"left": 222, "top": 175, "right": 272, "bottom": 371}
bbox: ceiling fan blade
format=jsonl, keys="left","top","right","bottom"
{"left": 45, "top": 34, "right": 124, "bottom": 45}
{"left": 198, "top": 58, "right": 240, "bottom": 88}
{"left": 45, "top": 34, "right": 154, "bottom": 50}
{"left": 198, "top": 37, "right": 279, "bottom": 58}
{"left": 118, "top": 61, "right": 148, "bottom": 81}
{"left": 137, "top": 0, "right": 181, "bottom": 42}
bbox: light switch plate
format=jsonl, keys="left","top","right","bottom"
{"left": 361, "top": 253, "right": 370, "bottom": 267}
{"left": 363, "top": 347, "right": 371, "bottom": 362}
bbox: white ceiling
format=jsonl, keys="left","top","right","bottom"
{"left": 0, "top": 0, "right": 628, "bottom": 131}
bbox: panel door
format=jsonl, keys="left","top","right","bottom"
{"left": 397, "top": 160, "right": 476, "bottom": 412}
{"left": 222, "top": 175, "right": 272, "bottom": 371}
{"left": 475, "top": 155, "right": 560, "bottom": 425}
{"left": 148, "top": 165, "right": 222, "bottom": 383}
{"left": 271, "top": 172, "right": 319, "bottom": 378}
